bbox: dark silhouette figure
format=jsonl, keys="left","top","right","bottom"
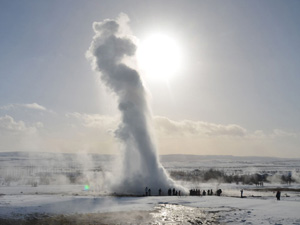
{"left": 145, "top": 187, "right": 148, "bottom": 196}
{"left": 190, "top": 189, "right": 195, "bottom": 196}
{"left": 173, "top": 188, "right": 176, "bottom": 195}
{"left": 148, "top": 189, "right": 151, "bottom": 196}
{"left": 217, "top": 189, "right": 222, "bottom": 196}
{"left": 168, "top": 188, "right": 171, "bottom": 196}
{"left": 276, "top": 191, "right": 281, "bottom": 200}
{"left": 287, "top": 172, "right": 292, "bottom": 185}
{"left": 202, "top": 190, "right": 206, "bottom": 196}
{"left": 179, "top": 190, "right": 181, "bottom": 196}
{"left": 190, "top": 189, "right": 204, "bottom": 196}
{"left": 159, "top": 188, "right": 162, "bottom": 196}
{"left": 241, "top": 189, "right": 243, "bottom": 198}
{"left": 210, "top": 189, "right": 213, "bottom": 195}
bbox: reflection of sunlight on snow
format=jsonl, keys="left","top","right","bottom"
{"left": 151, "top": 204, "right": 215, "bottom": 224}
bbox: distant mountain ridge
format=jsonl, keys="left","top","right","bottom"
{"left": 0, "top": 151, "right": 298, "bottom": 161}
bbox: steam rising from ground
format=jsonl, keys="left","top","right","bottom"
{"left": 86, "top": 14, "right": 180, "bottom": 194}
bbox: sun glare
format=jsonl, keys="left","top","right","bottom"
{"left": 137, "top": 34, "right": 182, "bottom": 81}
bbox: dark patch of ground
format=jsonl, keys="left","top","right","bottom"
{"left": 247, "top": 187, "right": 300, "bottom": 192}
{"left": 0, "top": 204, "right": 219, "bottom": 225}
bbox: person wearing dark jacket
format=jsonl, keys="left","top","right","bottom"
{"left": 276, "top": 191, "right": 281, "bottom": 200}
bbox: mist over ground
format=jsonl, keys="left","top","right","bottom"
{"left": 1, "top": 152, "right": 299, "bottom": 192}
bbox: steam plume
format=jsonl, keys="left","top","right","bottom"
{"left": 87, "top": 14, "right": 181, "bottom": 194}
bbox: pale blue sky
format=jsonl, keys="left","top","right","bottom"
{"left": 1, "top": 0, "right": 300, "bottom": 156}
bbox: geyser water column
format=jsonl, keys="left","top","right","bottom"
{"left": 86, "top": 14, "right": 181, "bottom": 194}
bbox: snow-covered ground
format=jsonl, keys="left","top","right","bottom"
{"left": 1, "top": 184, "right": 300, "bottom": 224}
{"left": 1, "top": 152, "right": 300, "bottom": 224}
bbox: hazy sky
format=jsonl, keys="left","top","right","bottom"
{"left": 1, "top": 0, "right": 300, "bottom": 157}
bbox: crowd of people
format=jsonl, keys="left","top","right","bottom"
{"left": 144, "top": 187, "right": 181, "bottom": 196}
{"left": 144, "top": 187, "right": 283, "bottom": 200}
{"left": 189, "top": 189, "right": 216, "bottom": 196}
{"left": 167, "top": 188, "right": 181, "bottom": 196}
{"left": 144, "top": 187, "right": 222, "bottom": 196}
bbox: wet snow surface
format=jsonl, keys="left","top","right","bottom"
{"left": 1, "top": 189, "right": 300, "bottom": 224}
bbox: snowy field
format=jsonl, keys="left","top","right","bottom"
{"left": 1, "top": 152, "right": 300, "bottom": 224}
{"left": 1, "top": 187, "right": 300, "bottom": 224}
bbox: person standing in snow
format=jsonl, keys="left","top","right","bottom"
{"left": 145, "top": 187, "right": 148, "bottom": 196}
{"left": 241, "top": 189, "right": 243, "bottom": 198}
{"left": 276, "top": 191, "right": 281, "bottom": 200}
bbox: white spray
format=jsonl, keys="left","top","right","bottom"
{"left": 87, "top": 14, "right": 183, "bottom": 194}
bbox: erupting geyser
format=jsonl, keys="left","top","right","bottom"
{"left": 86, "top": 14, "right": 183, "bottom": 194}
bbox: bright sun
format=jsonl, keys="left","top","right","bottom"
{"left": 137, "top": 34, "right": 182, "bottom": 81}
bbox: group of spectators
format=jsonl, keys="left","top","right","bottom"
{"left": 145, "top": 187, "right": 283, "bottom": 200}
{"left": 144, "top": 187, "right": 181, "bottom": 196}
{"left": 189, "top": 189, "right": 215, "bottom": 196}
{"left": 168, "top": 188, "right": 181, "bottom": 196}
{"left": 145, "top": 186, "right": 223, "bottom": 196}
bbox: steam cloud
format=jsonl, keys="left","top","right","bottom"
{"left": 86, "top": 14, "right": 182, "bottom": 194}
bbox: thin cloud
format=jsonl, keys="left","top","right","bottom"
{"left": 23, "top": 103, "right": 47, "bottom": 111}
{"left": 65, "top": 112, "right": 118, "bottom": 129}
{"left": 0, "top": 115, "right": 43, "bottom": 152}
{"left": 0, "top": 103, "right": 48, "bottom": 112}
{"left": 0, "top": 115, "right": 41, "bottom": 133}
{"left": 271, "top": 129, "right": 298, "bottom": 138}
{"left": 154, "top": 116, "right": 247, "bottom": 137}
{"left": 0, "top": 115, "right": 27, "bottom": 132}
{"left": 65, "top": 113, "right": 298, "bottom": 139}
